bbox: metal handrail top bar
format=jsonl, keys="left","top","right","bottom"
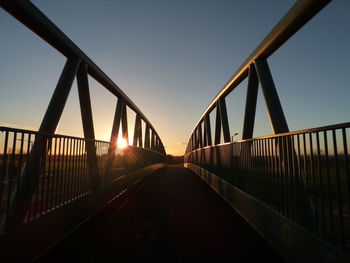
{"left": 0, "top": 126, "right": 167, "bottom": 154}
{"left": 0, "top": 0, "right": 161, "bottom": 140}
{"left": 235, "top": 121, "right": 350, "bottom": 143}
{"left": 185, "top": 122, "right": 350, "bottom": 156}
{"left": 188, "top": 0, "right": 331, "bottom": 138}
{"left": 0, "top": 126, "right": 109, "bottom": 143}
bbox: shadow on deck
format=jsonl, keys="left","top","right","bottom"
{"left": 37, "top": 166, "right": 286, "bottom": 262}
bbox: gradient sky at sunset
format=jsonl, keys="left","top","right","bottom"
{"left": 0, "top": 0, "right": 349, "bottom": 155}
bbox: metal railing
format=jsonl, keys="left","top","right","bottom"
{"left": 0, "top": 127, "right": 104, "bottom": 231}
{"left": 0, "top": 126, "right": 165, "bottom": 233}
{"left": 185, "top": 0, "right": 350, "bottom": 255}
{"left": 186, "top": 123, "right": 350, "bottom": 252}
{"left": 0, "top": 0, "right": 166, "bottom": 232}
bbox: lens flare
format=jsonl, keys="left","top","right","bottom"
{"left": 117, "top": 137, "right": 128, "bottom": 149}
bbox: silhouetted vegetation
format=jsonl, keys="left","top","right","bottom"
{"left": 165, "top": 155, "right": 184, "bottom": 165}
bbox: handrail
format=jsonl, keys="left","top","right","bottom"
{"left": 0, "top": 126, "right": 165, "bottom": 233}
{"left": 187, "top": 122, "right": 350, "bottom": 152}
{"left": 0, "top": 126, "right": 107, "bottom": 143}
{"left": 188, "top": 0, "right": 331, "bottom": 141}
{"left": 0, "top": 0, "right": 163, "bottom": 144}
{"left": 183, "top": 0, "right": 350, "bottom": 257}
{"left": 186, "top": 121, "right": 350, "bottom": 258}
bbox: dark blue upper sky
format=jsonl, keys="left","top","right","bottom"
{"left": 0, "top": 0, "right": 349, "bottom": 155}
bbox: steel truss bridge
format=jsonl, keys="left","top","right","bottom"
{"left": 0, "top": 0, "right": 349, "bottom": 262}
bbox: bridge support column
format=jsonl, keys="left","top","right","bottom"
{"left": 133, "top": 114, "right": 142, "bottom": 147}
{"left": 4, "top": 58, "right": 81, "bottom": 230}
{"left": 214, "top": 98, "right": 231, "bottom": 144}
{"left": 205, "top": 114, "right": 212, "bottom": 146}
{"left": 254, "top": 59, "right": 316, "bottom": 231}
{"left": 144, "top": 123, "right": 150, "bottom": 149}
{"left": 104, "top": 98, "right": 124, "bottom": 182}
{"left": 219, "top": 98, "right": 231, "bottom": 143}
{"left": 214, "top": 103, "right": 222, "bottom": 145}
{"left": 198, "top": 122, "right": 203, "bottom": 148}
{"left": 150, "top": 130, "right": 155, "bottom": 150}
{"left": 121, "top": 101, "right": 128, "bottom": 143}
{"left": 254, "top": 59, "right": 289, "bottom": 134}
{"left": 242, "top": 64, "right": 259, "bottom": 140}
{"left": 77, "top": 63, "right": 100, "bottom": 188}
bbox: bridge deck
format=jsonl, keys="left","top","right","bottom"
{"left": 38, "top": 166, "right": 286, "bottom": 262}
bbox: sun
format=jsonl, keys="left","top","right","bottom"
{"left": 117, "top": 137, "right": 128, "bottom": 149}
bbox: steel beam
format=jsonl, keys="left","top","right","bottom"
{"left": 242, "top": 64, "right": 259, "bottom": 140}
{"left": 133, "top": 114, "right": 141, "bottom": 147}
{"left": 203, "top": 120, "right": 208, "bottom": 147}
{"left": 133, "top": 115, "right": 143, "bottom": 147}
{"left": 77, "top": 63, "right": 95, "bottom": 141}
{"left": 205, "top": 114, "right": 212, "bottom": 146}
{"left": 39, "top": 58, "right": 81, "bottom": 134}
{"left": 215, "top": 104, "right": 221, "bottom": 145}
{"left": 109, "top": 98, "right": 124, "bottom": 150}
{"left": 138, "top": 118, "right": 143, "bottom": 148}
{"left": 254, "top": 59, "right": 289, "bottom": 134}
{"left": 121, "top": 102, "right": 128, "bottom": 143}
{"left": 188, "top": 0, "right": 331, "bottom": 139}
{"left": 191, "top": 135, "right": 194, "bottom": 151}
{"left": 104, "top": 98, "right": 124, "bottom": 181}
{"left": 156, "top": 137, "right": 160, "bottom": 152}
{"left": 144, "top": 123, "right": 150, "bottom": 149}
{"left": 151, "top": 130, "right": 155, "bottom": 150}
{"left": 77, "top": 63, "right": 100, "bottom": 188}
{"left": 219, "top": 97, "right": 231, "bottom": 142}
{"left": 5, "top": 58, "right": 80, "bottom": 229}
{"left": 198, "top": 123, "right": 203, "bottom": 148}
{"left": 0, "top": 0, "right": 164, "bottom": 142}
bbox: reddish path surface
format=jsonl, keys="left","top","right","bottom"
{"left": 38, "top": 166, "right": 286, "bottom": 262}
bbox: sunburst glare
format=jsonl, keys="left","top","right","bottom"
{"left": 117, "top": 136, "right": 128, "bottom": 149}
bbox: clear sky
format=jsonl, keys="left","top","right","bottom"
{"left": 0, "top": 0, "right": 349, "bottom": 155}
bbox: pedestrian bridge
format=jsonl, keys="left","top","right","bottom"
{"left": 0, "top": 0, "right": 349, "bottom": 262}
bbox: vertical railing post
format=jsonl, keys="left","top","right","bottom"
{"left": 77, "top": 63, "right": 100, "bottom": 188}
{"left": 5, "top": 57, "right": 81, "bottom": 230}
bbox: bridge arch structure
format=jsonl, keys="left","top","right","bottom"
{"left": 0, "top": 0, "right": 349, "bottom": 262}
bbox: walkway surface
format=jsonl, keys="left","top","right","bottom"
{"left": 38, "top": 166, "right": 286, "bottom": 262}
